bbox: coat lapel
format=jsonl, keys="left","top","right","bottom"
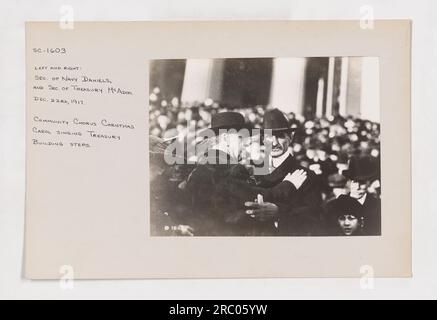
{"left": 257, "top": 154, "right": 297, "bottom": 187}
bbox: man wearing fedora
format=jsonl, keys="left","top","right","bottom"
{"left": 339, "top": 156, "right": 381, "bottom": 235}
{"left": 244, "top": 108, "right": 323, "bottom": 236}
{"left": 184, "top": 111, "right": 309, "bottom": 236}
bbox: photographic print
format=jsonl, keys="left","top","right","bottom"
{"left": 24, "top": 21, "right": 410, "bottom": 279}
{"left": 149, "top": 57, "right": 381, "bottom": 237}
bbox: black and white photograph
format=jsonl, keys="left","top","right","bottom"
{"left": 1, "top": 0, "right": 426, "bottom": 297}
{"left": 149, "top": 57, "right": 381, "bottom": 237}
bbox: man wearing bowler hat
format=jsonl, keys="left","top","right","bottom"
{"left": 185, "top": 111, "right": 308, "bottom": 236}
{"left": 244, "top": 108, "right": 323, "bottom": 236}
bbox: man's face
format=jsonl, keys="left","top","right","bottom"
{"left": 266, "top": 132, "right": 291, "bottom": 158}
{"left": 224, "top": 132, "right": 244, "bottom": 160}
{"left": 337, "top": 214, "right": 360, "bottom": 236}
{"left": 350, "top": 180, "right": 370, "bottom": 199}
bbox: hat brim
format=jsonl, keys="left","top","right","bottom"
{"left": 325, "top": 196, "right": 366, "bottom": 220}
{"left": 260, "top": 127, "right": 296, "bottom": 135}
{"left": 342, "top": 170, "right": 378, "bottom": 182}
{"left": 198, "top": 124, "right": 253, "bottom": 137}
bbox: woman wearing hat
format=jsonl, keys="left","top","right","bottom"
{"left": 341, "top": 156, "right": 381, "bottom": 236}
{"left": 324, "top": 195, "right": 368, "bottom": 236}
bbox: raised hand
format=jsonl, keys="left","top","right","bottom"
{"left": 283, "top": 169, "right": 307, "bottom": 190}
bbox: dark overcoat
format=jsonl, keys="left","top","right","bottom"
{"left": 185, "top": 150, "right": 321, "bottom": 236}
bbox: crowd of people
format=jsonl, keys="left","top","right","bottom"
{"left": 149, "top": 87, "right": 381, "bottom": 237}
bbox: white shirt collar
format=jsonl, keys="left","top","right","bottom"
{"left": 357, "top": 192, "right": 367, "bottom": 205}
{"left": 271, "top": 150, "right": 291, "bottom": 170}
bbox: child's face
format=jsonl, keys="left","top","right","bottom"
{"left": 338, "top": 214, "right": 359, "bottom": 236}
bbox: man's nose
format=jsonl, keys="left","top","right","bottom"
{"left": 272, "top": 136, "right": 278, "bottom": 146}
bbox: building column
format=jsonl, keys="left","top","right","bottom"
{"left": 269, "top": 58, "right": 307, "bottom": 114}
{"left": 346, "top": 57, "right": 362, "bottom": 117}
{"left": 180, "top": 59, "right": 224, "bottom": 103}
{"left": 325, "top": 57, "right": 335, "bottom": 117}
{"left": 360, "top": 57, "right": 380, "bottom": 122}
{"left": 338, "top": 57, "right": 349, "bottom": 116}
{"left": 316, "top": 78, "right": 325, "bottom": 118}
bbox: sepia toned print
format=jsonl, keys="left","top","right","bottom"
{"left": 24, "top": 21, "right": 410, "bottom": 279}
{"left": 149, "top": 57, "right": 381, "bottom": 237}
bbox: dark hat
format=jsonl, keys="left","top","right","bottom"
{"left": 325, "top": 195, "right": 366, "bottom": 220}
{"left": 342, "top": 156, "right": 379, "bottom": 182}
{"left": 262, "top": 108, "right": 296, "bottom": 134}
{"left": 203, "top": 111, "right": 251, "bottom": 135}
{"left": 328, "top": 173, "right": 347, "bottom": 188}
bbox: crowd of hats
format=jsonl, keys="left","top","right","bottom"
{"left": 149, "top": 87, "right": 381, "bottom": 201}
